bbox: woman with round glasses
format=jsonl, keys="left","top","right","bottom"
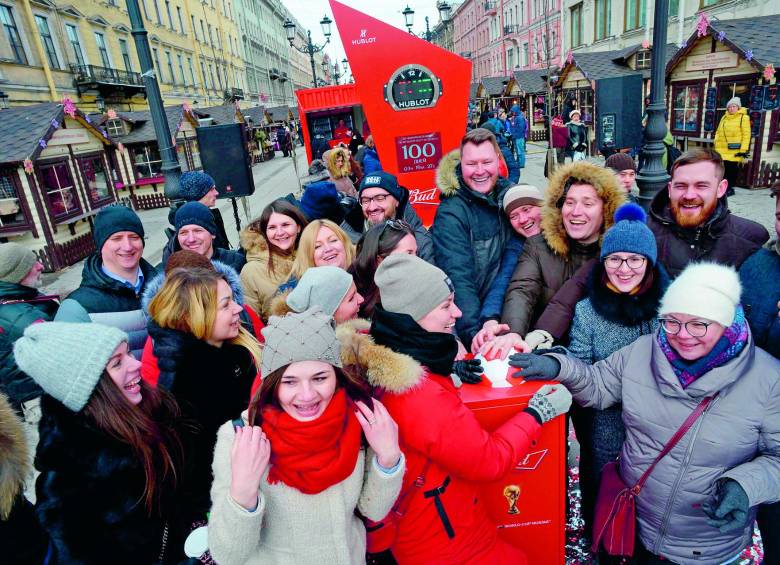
{"left": 509, "top": 261, "right": 780, "bottom": 564}
{"left": 565, "top": 203, "right": 670, "bottom": 543}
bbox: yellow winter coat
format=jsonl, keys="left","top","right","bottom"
{"left": 714, "top": 107, "right": 751, "bottom": 163}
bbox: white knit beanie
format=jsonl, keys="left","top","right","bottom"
{"left": 727, "top": 97, "right": 742, "bottom": 108}
{"left": 658, "top": 263, "right": 742, "bottom": 327}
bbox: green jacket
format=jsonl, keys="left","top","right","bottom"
{"left": 0, "top": 281, "right": 59, "bottom": 407}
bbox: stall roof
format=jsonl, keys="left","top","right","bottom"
{"left": 290, "top": 107, "right": 299, "bottom": 119}
{"left": 115, "top": 104, "right": 198, "bottom": 144}
{"left": 469, "top": 83, "right": 480, "bottom": 99}
{"left": 667, "top": 14, "right": 780, "bottom": 76}
{"left": 195, "top": 103, "right": 243, "bottom": 124}
{"left": 480, "top": 75, "right": 512, "bottom": 96}
{"left": 0, "top": 102, "right": 110, "bottom": 165}
{"left": 265, "top": 105, "right": 291, "bottom": 122}
{"left": 559, "top": 43, "right": 678, "bottom": 85}
{"left": 241, "top": 106, "right": 267, "bottom": 124}
{"left": 512, "top": 69, "right": 548, "bottom": 94}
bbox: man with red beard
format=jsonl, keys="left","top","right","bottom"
{"left": 648, "top": 148, "right": 768, "bottom": 277}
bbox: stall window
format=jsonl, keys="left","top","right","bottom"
{"left": 0, "top": 169, "right": 31, "bottom": 231}
{"left": 714, "top": 76, "right": 754, "bottom": 126}
{"left": 671, "top": 83, "right": 703, "bottom": 135}
{"left": 635, "top": 50, "right": 651, "bottom": 69}
{"left": 132, "top": 145, "right": 162, "bottom": 178}
{"left": 579, "top": 90, "right": 594, "bottom": 124}
{"left": 78, "top": 154, "right": 112, "bottom": 205}
{"left": 39, "top": 161, "right": 81, "bottom": 220}
{"left": 106, "top": 119, "right": 124, "bottom": 137}
{"left": 625, "top": 0, "right": 646, "bottom": 31}
{"left": 594, "top": 0, "right": 610, "bottom": 41}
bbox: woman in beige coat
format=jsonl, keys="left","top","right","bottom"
{"left": 208, "top": 308, "right": 404, "bottom": 565}
{"left": 239, "top": 199, "right": 307, "bottom": 319}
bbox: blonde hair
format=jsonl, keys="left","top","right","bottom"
{"left": 327, "top": 147, "right": 352, "bottom": 179}
{"left": 148, "top": 267, "right": 262, "bottom": 369}
{"left": 365, "top": 135, "right": 375, "bottom": 148}
{"left": 287, "top": 219, "right": 355, "bottom": 281}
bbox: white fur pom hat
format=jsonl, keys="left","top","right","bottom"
{"left": 658, "top": 262, "right": 742, "bottom": 327}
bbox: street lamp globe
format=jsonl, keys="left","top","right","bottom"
{"left": 319, "top": 15, "right": 332, "bottom": 38}
{"left": 95, "top": 95, "right": 106, "bottom": 113}
{"left": 402, "top": 5, "right": 415, "bottom": 31}
{"left": 282, "top": 18, "right": 296, "bottom": 43}
{"left": 341, "top": 58, "right": 348, "bottom": 71}
{"left": 438, "top": 1, "right": 452, "bottom": 22}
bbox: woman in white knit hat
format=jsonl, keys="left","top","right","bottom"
{"left": 14, "top": 322, "right": 189, "bottom": 564}
{"left": 511, "top": 262, "right": 780, "bottom": 564}
{"left": 208, "top": 308, "right": 404, "bottom": 564}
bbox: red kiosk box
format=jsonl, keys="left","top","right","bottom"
{"left": 458, "top": 377, "right": 566, "bottom": 565}
{"left": 297, "top": 84, "right": 366, "bottom": 165}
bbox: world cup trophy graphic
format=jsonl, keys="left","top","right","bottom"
{"left": 503, "top": 485, "right": 521, "bottom": 515}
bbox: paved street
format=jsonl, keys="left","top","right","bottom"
{"left": 41, "top": 142, "right": 777, "bottom": 298}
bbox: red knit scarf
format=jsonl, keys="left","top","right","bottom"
{"left": 262, "top": 389, "right": 362, "bottom": 494}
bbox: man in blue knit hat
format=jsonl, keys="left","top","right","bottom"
{"left": 166, "top": 170, "right": 231, "bottom": 250}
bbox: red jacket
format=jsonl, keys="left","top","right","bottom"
{"left": 381, "top": 371, "right": 541, "bottom": 564}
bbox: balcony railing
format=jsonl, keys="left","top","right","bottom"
{"left": 224, "top": 87, "right": 244, "bottom": 100}
{"left": 504, "top": 24, "right": 520, "bottom": 35}
{"left": 484, "top": 1, "right": 497, "bottom": 15}
{"left": 71, "top": 64, "right": 144, "bottom": 88}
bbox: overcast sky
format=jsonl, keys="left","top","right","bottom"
{"left": 285, "top": 1, "right": 446, "bottom": 79}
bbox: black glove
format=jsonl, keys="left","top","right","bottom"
{"left": 508, "top": 353, "right": 561, "bottom": 380}
{"left": 702, "top": 479, "right": 751, "bottom": 533}
{"left": 453, "top": 359, "right": 483, "bottom": 384}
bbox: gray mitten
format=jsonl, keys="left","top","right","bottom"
{"left": 702, "top": 479, "right": 751, "bottom": 533}
{"left": 524, "top": 384, "right": 572, "bottom": 424}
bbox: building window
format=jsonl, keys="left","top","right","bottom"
{"left": 66, "top": 24, "right": 85, "bottom": 67}
{"left": 700, "top": 0, "right": 724, "bottom": 5}
{"left": 209, "top": 63, "right": 216, "bottom": 90}
{"left": 165, "top": 50, "right": 175, "bottom": 84}
{"left": 625, "top": 0, "right": 646, "bottom": 31}
{"left": 152, "top": 48, "right": 163, "bottom": 81}
{"left": 153, "top": 0, "right": 162, "bottom": 25}
{"left": 35, "top": 16, "right": 59, "bottom": 69}
{"left": 671, "top": 82, "right": 703, "bottom": 134}
{"left": 669, "top": 0, "right": 679, "bottom": 14}
{"left": 522, "top": 42, "right": 529, "bottom": 67}
{"left": 0, "top": 5, "right": 26, "bottom": 64}
{"left": 207, "top": 23, "right": 213, "bottom": 46}
{"left": 176, "top": 6, "right": 184, "bottom": 33}
{"left": 635, "top": 49, "right": 651, "bottom": 69}
{"left": 165, "top": 0, "right": 173, "bottom": 29}
{"left": 0, "top": 169, "right": 30, "bottom": 231}
{"left": 594, "top": 0, "right": 611, "bottom": 40}
{"left": 78, "top": 154, "right": 112, "bottom": 205}
{"left": 106, "top": 119, "right": 124, "bottom": 137}
{"left": 177, "top": 53, "right": 185, "bottom": 85}
{"left": 570, "top": 3, "right": 583, "bottom": 48}
{"left": 141, "top": 0, "right": 149, "bottom": 20}
{"left": 187, "top": 56, "right": 196, "bottom": 85}
{"left": 200, "top": 20, "right": 205, "bottom": 43}
{"left": 118, "top": 38, "right": 132, "bottom": 72}
{"left": 132, "top": 145, "right": 162, "bottom": 178}
{"left": 200, "top": 60, "right": 208, "bottom": 88}
{"left": 94, "top": 32, "right": 111, "bottom": 68}
{"left": 39, "top": 161, "right": 81, "bottom": 220}
{"left": 191, "top": 14, "right": 197, "bottom": 39}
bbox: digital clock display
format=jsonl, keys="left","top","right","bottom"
{"left": 384, "top": 64, "right": 442, "bottom": 111}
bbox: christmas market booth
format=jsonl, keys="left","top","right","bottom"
{"left": 98, "top": 103, "right": 201, "bottom": 210}
{"left": 0, "top": 100, "right": 120, "bottom": 271}
{"left": 474, "top": 75, "right": 512, "bottom": 113}
{"left": 504, "top": 69, "right": 549, "bottom": 141}
{"left": 242, "top": 106, "right": 275, "bottom": 162}
{"left": 665, "top": 14, "right": 780, "bottom": 188}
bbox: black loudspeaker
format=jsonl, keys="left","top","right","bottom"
{"left": 595, "top": 75, "right": 643, "bottom": 151}
{"left": 196, "top": 123, "right": 255, "bottom": 198}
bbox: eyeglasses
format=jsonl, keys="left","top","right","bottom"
{"left": 360, "top": 193, "right": 389, "bottom": 206}
{"left": 658, "top": 318, "right": 713, "bottom": 337}
{"left": 604, "top": 255, "right": 647, "bottom": 270}
{"left": 382, "top": 219, "right": 411, "bottom": 233}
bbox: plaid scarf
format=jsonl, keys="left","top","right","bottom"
{"left": 657, "top": 305, "right": 748, "bottom": 389}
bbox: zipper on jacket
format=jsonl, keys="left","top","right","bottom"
{"left": 157, "top": 521, "right": 169, "bottom": 564}
{"left": 653, "top": 397, "right": 719, "bottom": 556}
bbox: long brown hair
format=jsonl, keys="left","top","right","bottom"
{"left": 83, "top": 376, "right": 184, "bottom": 514}
{"left": 247, "top": 364, "right": 371, "bottom": 427}
{"left": 247, "top": 199, "right": 308, "bottom": 275}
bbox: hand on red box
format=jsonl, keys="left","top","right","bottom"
{"left": 508, "top": 352, "right": 561, "bottom": 380}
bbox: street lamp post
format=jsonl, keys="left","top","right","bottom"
{"left": 125, "top": 0, "right": 181, "bottom": 199}
{"left": 283, "top": 16, "right": 332, "bottom": 88}
{"left": 403, "top": 3, "right": 452, "bottom": 43}
{"left": 636, "top": 0, "right": 670, "bottom": 210}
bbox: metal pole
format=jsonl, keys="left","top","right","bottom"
{"left": 425, "top": 16, "right": 430, "bottom": 42}
{"left": 636, "top": 0, "right": 670, "bottom": 210}
{"left": 307, "top": 30, "right": 318, "bottom": 87}
{"left": 126, "top": 0, "right": 181, "bottom": 199}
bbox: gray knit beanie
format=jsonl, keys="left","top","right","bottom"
{"left": 14, "top": 322, "right": 128, "bottom": 412}
{"left": 375, "top": 254, "right": 454, "bottom": 321}
{"left": 287, "top": 266, "right": 353, "bottom": 317}
{"left": 0, "top": 243, "right": 37, "bottom": 284}
{"left": 260, "top": 307, "right": 342, "bottom": 376}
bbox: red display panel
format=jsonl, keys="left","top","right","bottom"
{"left": 330, "top": 0, "right": 472, "bottom": 226}
{"left": 459, "top": 378, "right": 567, "bottom": 565}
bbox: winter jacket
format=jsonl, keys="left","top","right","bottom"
{"left": 648, "top": 190, "right": 769, "bottom": 278}
{"left": 54, "top": 254, "right": 158, "bottom": 359}
{"left": 566, "top": 121, "right": 588, "bottom": 155}
{"left": 432, "top": 149, "right": 513, "bottom": 347}
{"left": 209, "top": 429, "right": 403, "bottom": 565}
{"left": 534, "top": 259, "right": 596, "bottom": 340}
{"left": 479, "top": 234, "right": 524, "bottom": 324}
{"left": 361, "top": 147, "right": 382, "bottom": 174}
{"left": 339, "top": 185, "right": 436, "bottom": 265}
{"left": 34, "top": 395, "right": 188, "bottom": 564}
{"left": 0, "top": 392, "right": 48, "bottom": 564}
{"left": 548, "top": 332, "right": 780, "bottom": 565}
{"left": 238, "top": 228, "right": 296, "bottom": 319}
{"left": 739, "top": 240, "right": 780, "bottom": 359}
{"left": 364, "top": 311, "right": 541, "bottom": 564}
{"left": 0, "top": 282, "right": 58, "bottom": 408}
{"left": 714, "top": 107, "right": 751, "bottom": 163}
{"left": 501, "top": 161, "right": 625, "bottom": 336}
{"left": 147, "top": 324, "right": 257, "bottom": 518}
{"left": 160, "top": 233, "right": 246, "bottom": 273}
{"left": 495, "top": 132, "right": 520, "bottom": 183}
{"left": 508, "top": 114, "right": 528, "bottom": 140}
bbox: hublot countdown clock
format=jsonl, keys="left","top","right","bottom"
{"left": 383, "top": 64, "right": 443, "bottom": 111}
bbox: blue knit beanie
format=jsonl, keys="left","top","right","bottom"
{"left": 175, "top": 201, "right": 217, "bottom": 235}
{"left": 600, "top": 202, "right": 657, "bottom": 265}
{"left": 93, "top": 204, "right": 145, "bottom": 252}
{"left": 299, "top": 181, "right": 342, "bottom": 222}
{"left": 179, "top": 171, "right": 216, "bottom": 201}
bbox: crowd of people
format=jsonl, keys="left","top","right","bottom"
{"left": 0, "top": 121, "right": 778, "bottom": 565}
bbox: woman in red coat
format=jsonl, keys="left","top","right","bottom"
{"left": 369, "top": 254, "right": 572, "bottom": 564}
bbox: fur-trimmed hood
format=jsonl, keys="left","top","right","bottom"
{"left": 268, "top": 297, "right": 423, "bottom": 394}
{"left": 436, "top": 149, "right": 462, "bottom": 198}
{"left": 141, "top": 259, "right": 244, "bottom": 316}
{"left": 542, "top": 161, "right": 626, "bottom": 257}
{"left": 240, "top": 228, "right": 270, "bottom": 261}
{"left": 0, "top": 392, "right": 28, "bottom": 519}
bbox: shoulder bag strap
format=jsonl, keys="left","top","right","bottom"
{"left": 393, "top": 458, "right": 433, "bottom": 518}
{"left": 633, "top": 394, "right": 717, "bottom": 493}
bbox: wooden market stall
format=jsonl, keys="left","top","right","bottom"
{"left": 505, "top": 69, "right": 549, "bottom": 141}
